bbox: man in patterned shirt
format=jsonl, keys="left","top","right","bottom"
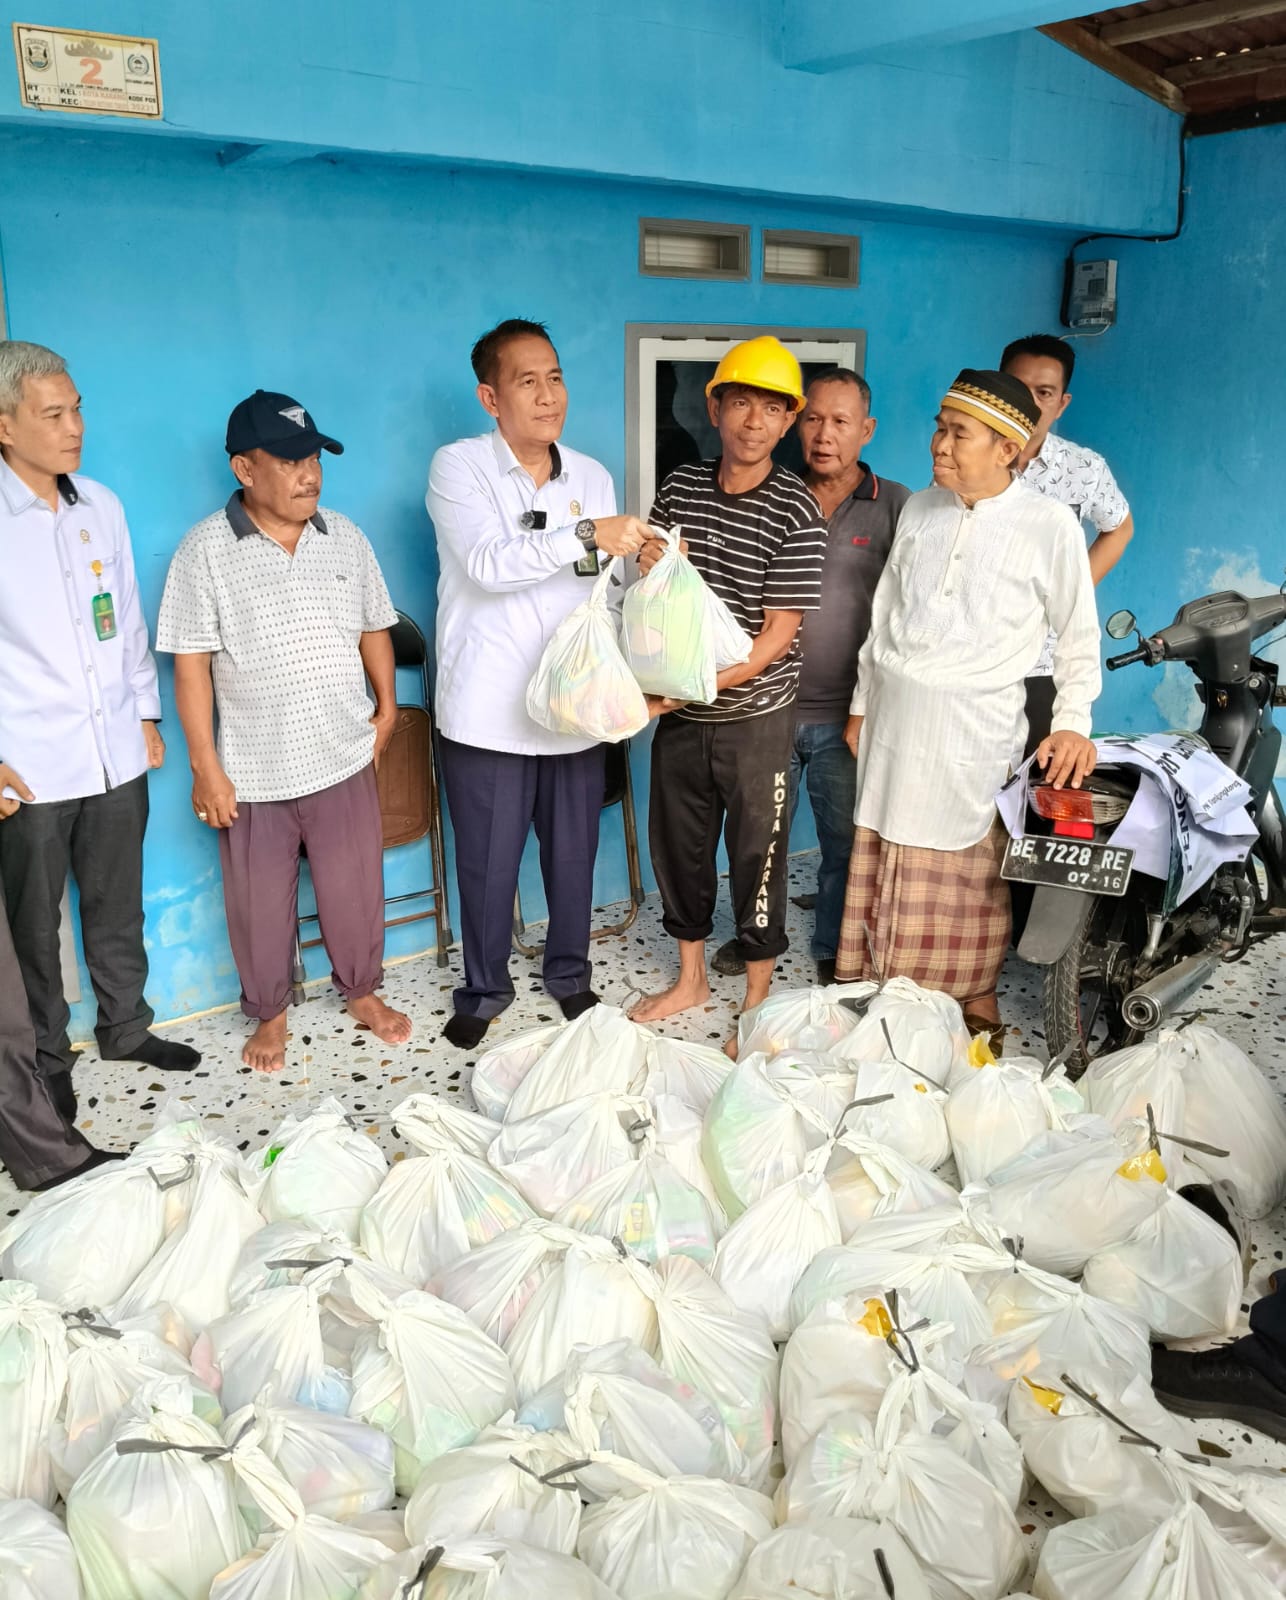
{"left": 1001, "top": 333, "right": 1133, "bottom": 756}
{"left": 157, "top": 391, "right": 411, "bottom": 1073}
{"left": 630, "top": 337, "right": 827, "bottom": 1041}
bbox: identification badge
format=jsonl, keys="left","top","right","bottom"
{"left": 89, "top": 561, "right": 116, "bottom": 640}
{"left": 574, "top": 549, "right": 600, "bottom": 577}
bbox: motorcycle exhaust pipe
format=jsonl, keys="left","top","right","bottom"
{"left": 1121, "top": 952, "right": 1221, "bottom": 1033}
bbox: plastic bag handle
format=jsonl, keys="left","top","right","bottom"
{"left": 401, "top": 1545, "right": 446, "bottom": 1598}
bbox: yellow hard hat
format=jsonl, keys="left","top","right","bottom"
{"left": 705, "top": 336, "right": 805, "bottom": 412}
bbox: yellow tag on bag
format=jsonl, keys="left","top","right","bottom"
{"left": 856, "top": 1299, "right": 894, "bottom": 1339}
{"left": 968, "top": 1035, "right": 997, "bottom": 1069}
{"left": 1117, "top": 1147, "right": 1168, "bottom": 1184}
{"left": 1022, "top": 1378, "right": 1065, "bottom": 1415}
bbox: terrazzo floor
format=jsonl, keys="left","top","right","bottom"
{"left": 5, "top": 848, "right": 1286, "bottom": 1577}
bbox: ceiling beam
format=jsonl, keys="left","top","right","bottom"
{"left": 1039, "top": 21, "right": 1189, "bottom": 110}
{"left": 1168, "top": 39, "right": 1286, "bottom": 81}
{"left": 1102, "top": 0, "right": 1286, "bottom": 47}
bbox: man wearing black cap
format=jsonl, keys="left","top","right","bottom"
{"left": 157, "top": 391, "right": 410, "bottom": 1073}
{"left": 835, "top": 370, "right": 1100, "bottom": 1049}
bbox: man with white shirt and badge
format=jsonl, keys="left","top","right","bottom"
{"left": 427, "top": 318, "right": 650, "bottom": 1049}
{"left": 0, "top": 340, "right": 201, "bottom": 1125}
{"left": 1000, "top": 332, "right": 1133, "bottom": 757}
{"left": 837, "top": 369, "right": 1101, "bottom": 1051}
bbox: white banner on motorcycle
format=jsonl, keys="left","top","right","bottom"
{"left": 997, "top": 732, "right": 1256, "bottom": 903}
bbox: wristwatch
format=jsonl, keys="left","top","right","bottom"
{"left": 575, "top": 518, "right": 597, "bottom": 552}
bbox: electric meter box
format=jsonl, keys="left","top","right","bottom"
{"left": 1064, "top": 257, "right": 1118, "bottom": 329}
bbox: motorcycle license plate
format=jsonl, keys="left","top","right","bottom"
{"left": 1001, "top": 835, "right": 1134, "bottom": 896}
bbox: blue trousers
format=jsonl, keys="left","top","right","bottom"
{"left": 790, "top": 720, "right": 858, "bottom": 961}
{"left": 438, "top": 736, "right": 604, "bottom": 1019}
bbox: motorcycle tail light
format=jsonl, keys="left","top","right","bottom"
{"left": 1031, "top": 787, "right": 1095, "bottom": 824}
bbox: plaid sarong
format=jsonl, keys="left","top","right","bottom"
{"left": 835, "top": 818, "right": 1011, "bottom": 1002}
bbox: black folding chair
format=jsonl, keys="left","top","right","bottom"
{"left": 292, "top": 610, "right": 453, "bottom": 1002}
{"left": 511, "top": 740, "right": 646, "bottom": 955}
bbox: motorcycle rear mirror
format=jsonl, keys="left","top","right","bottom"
{"left": 1105, "top": 609, "right": 1137, "bottom": 640}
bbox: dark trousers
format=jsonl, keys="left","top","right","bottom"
{"left": 1252, "top": 1279, "right": 1286, "bottom": 1366}
{"left": 438, "top": 736, "right": 605, "bottom": 1019}
{"left": 649, "top": 704, "right": 795, "bottom": 962}
{"left": 218, "top": 765, "right": 386, "bottom": 1021}
{"left": 0, "top": 774, "right": 153, "bottom": 1083}
{"left": 1012, "top": 674, "right": 1060, "bottom": 944}
{"left": 790, "top": 720, "right": 858, "bottom": 962}
{"left": 0, "top": 876, "right": 94, "bottom": 1190}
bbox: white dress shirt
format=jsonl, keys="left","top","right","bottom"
{"left": 851, "top": 478, "right": 1100, "bottom": 851}
{"left": 0, "top": 458, "right": 159, "bottom": 803}
{"left": 427, "top": 430, "right": 618, "bottom": 755}
{"left": 1020, "top": 432, "right": 1129, "bottom": 677}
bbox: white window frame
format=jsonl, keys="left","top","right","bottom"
{"left": 624, "top": 323, "right": 866, "bottom": 516}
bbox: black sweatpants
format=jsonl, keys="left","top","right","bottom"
{"left": 649, "top": 703, "right": 795, "bottom": 962}
{"left": 0, "top": 774, "right": 154, "bottom": 1084}
{"left": 1012, "top": 674, "right": 1060, "bottom": 945}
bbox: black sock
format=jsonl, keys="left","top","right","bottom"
{"left": 559, "top": 990, "right": 600, "bottom": 1022}
{"left": 29, "top": 1146, "right": 125, "bottom": 1193}
{"left": 104, "top": 1035, "right": 201, "bottom": 1071}
{"left": 443, "top": 1012, "right": 490, "bottom": 1050}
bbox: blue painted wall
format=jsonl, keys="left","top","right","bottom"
{"left": 0, "top": 124, "right": 1085, "bottom": 1028}
{"left": 0, "top": 3, "right": 1178, "bottom": 233}
{"left": 1065, "top": 126, "right": 1286, "bottom": 755}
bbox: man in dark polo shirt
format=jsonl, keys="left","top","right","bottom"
{"left": 712, "top": 367, "right": 909, "bottom": 985}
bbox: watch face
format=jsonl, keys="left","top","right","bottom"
{"left": 576, "top": 518, "right": 596, "bottom": 542}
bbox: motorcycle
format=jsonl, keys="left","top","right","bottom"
{"left": 1007, "top": 580, "right": 1286, "bottom": 1076}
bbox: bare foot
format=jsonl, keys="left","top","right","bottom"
{"left": 723, "top": 1032, "right": 739, "bottom": 1062}
{"left": 244, "top": 1013, "right": 288, "bottom": 1073}
{"left": 347, "top": 991, "right": 413, "bottom": 1045}
{"left": 629, "top": 973, "right": 711, "bottom": 1024}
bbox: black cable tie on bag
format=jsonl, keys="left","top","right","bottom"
{"left": 1058, "top": 1373, "right": 1209, "bottom": 1464}
{"left": 1145, "top": 1102, "right": 1230, "bottom": 1161}
{"left": 877, "top": 1017, "right": 946, "bottom": 1092}
{"left": 875, "top": 1545, "right": 897, "bottom": 1597}
{"left": 832, "top": 1095, "right": 896, "bottom": 1137}
{"left": 611, "top": 1235, "right": 631, "bottom": 1259}
{"left": 863, "top": 921, "right": 885, "bottom": 989}
{"left": 1002, "top": 1236, "right": 1024, "bottom": 1272}
{"left": 509, "top": 1454, "right": 593, "bottom": 1491}
{"left": 401, "top": 1545, "right": 446, "bottom": 1598}
{"left": 147, "top": 1153, "right": 196, "bottom": 1191}
{"left": 882, "top": 1287, "right": 927, "bottom": 1374}
{"left": 116, "top": 1438, "right": 230, "bottom": 1460}
{"left": 1174, "top": 1009, "right": 1206, "bottom": 1033}
{"left": 626, "top": 1117, "right": 653, "bottom": 1144}
{"left": 63, "top": 1307, "right": 123, "bottom": 1339}
{"left": 1042, "top": 1041, "right": 1078, "bottom": 1081}
{"left": 264, "top": 1256, "right": 353, "bottom": 1272}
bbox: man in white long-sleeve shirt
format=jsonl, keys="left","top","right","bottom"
{"left": 426, "top": 319, "right": 651, "bottom": 1049}
{"left": 836, "top": 369, "right": 1100, "bottom": 1050}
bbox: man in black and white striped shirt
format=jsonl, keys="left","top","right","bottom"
{"left": 629, "top": 337, "right": 827, "bottom": 1044}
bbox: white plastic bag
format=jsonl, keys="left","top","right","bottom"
{"left": 431, "top": 1219, "right": 582, "bottom": 1346}
{"left": 554, "top": 1141, "right": 720, "bottom": 1265}
{"left": 836, "top": 976, "right": 972, "bottom": 1088}
{"left": 0, "top": 1498, "right": 82, "bottom": 1600}
{"left": 402, "top": 1419, "right": 583, "bottom": 1554}
{"left": 703, "top": 1050, "right": 854, "bottom": 1217}
{"left": 650, "top": 1091, "right": 729, "bottom": 1230}
{"left": 1033, "top": 1497, "right": 1280, "bottom": 1600}
{"left": 66, "top": 1389, "right": 254, "bottom": 1600}
{"left": 713, "top": 1168, "right": 843, "bottom": 1340}
{"left": 736, "top": 983, "right": 876, "bottom": 1059}
{"left": 728, "top": 1516, "right": 931, "bottom": 1600}
{"left": 359, "top": 1535, "right": 622, "bottom": 1600}
{"left": 974, "top": 1258, "right": 1152, "bottom": 1388}
{"left": 517, "top": 1339, "right": 742, "bottom": 1492}
{"left": 776, "top": 1400, "right": 1026, "bottom": 1600}
{"left": 825, "top": 1129, "right": 957, "bottom": 1238}
{"left": 706, "top": 583, "right": 755, "bottom": 670}
{"left": 251, "top": 1098, "right": 388, "bottom": 1239}
{"left": 527, "top": 559, "right": 649, "bottom": 742}
{"left": 1171, "top": 1024, "right": 1286, "bottom": 1217}
{"left": 841, "top": 1057, "right": 951, "bottom": 1171}
{"left": 210, "top": 1513, "right": 391, "bottom": 1600}
{"left": 387, "top": 1094, "right": 502, "bottom": 1160}
{"left": 505, "top": 1235, "right": 660, "bottom": 1404}
{"left": 1006, "top": 1368, "right": 1193, "bottom": 1521}
{"left": 621, "top": 525, "right": 720, "bottom": 702}
{"left": 576, "top": 1459, "right": 774, "bottom": 1600}
{"left": 652, "top": 1253, "right": 779, "bottom": 1492}
{"left": 0, "top": 1282, "right": 68, "bottom": 1507}
{"left": 489, "top": 1091, "right": 653, "bottom": 1217}
{"left": 1081, "top": 1187, "right": 1242, "bottom": 1339}
{"left": 470, "top": 1023, "right": 565, "bottom": 1122}
{"left": 222, "top": 1395, "right": 395, "bottom": 1524}
{"left": 360, "top": 1101, "right": 532, "bottom": 1283}
{"left": 642, "top": 1033, "right": 734, "bottom": 1114}
{"left": 947, "top": 1053, "right": 1084, "bottom": 1188}
{"left": 980, "top": 1124, "right": 1168, "bottom": 1276}
{"left": 503, "top": 1005, "right": 651, "bottom": 1123}
{"left": 346, "top": 1279, "right": 516, "bottom": 1494}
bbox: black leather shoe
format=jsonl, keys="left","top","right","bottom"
{"left": 443, "top": 1012, "right": 490, "bottom": 1050}
{"left": 47, "top": 1071, "right": 77, "bottom": 1121}
{"left": 711, "top": 939, "right": 747, "bottom": 978}
{"left": 1152, "top": 1340, "right": 1286, "bottom": 1442}
{"left": 816, "top": 958, "right": 837, "bottom": 986}
{"left": 559, "top": 990, "right": 600, "bottom": 1022}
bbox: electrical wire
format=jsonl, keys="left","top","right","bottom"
{"left": 1060, "top": 118, "right": 1190, "bottom": 327}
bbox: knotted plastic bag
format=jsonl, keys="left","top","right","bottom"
{"left": 621, "top": 524, "right": 720, "bottom": 702}
{"left": 527, "top": 559, "right": 649, "bottom": 742}
{"left": 250, "top": 1097, "right": 388, "bottom": 1240}
{"left": 0, "top": 1282, "right": 68, "bottom": 1507}
{"left": 0, "top": 1498, "right": 82, "bottom": 1600}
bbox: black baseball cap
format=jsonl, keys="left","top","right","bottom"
{"left": 225, "top": 390, "right": 344, "bottom": 459}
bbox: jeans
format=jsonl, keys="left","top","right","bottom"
{"left": 790, "top": 720, "right": 858, "bottom": 961}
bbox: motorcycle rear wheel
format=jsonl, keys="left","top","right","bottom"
{"left": 1043, "top": 892, "right": 1146, "bottom": 1078}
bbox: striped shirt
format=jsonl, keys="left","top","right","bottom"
{"left": 650, "top": 460, "right": 826, "bottom": 722}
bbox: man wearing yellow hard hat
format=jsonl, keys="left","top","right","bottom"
{"left": 629, "top": 336, "right": 827, "bottom": 1045}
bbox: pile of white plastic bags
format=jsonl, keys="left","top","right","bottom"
{"left": 1, "top": 989, "right": 1285, "bottom": 1598}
